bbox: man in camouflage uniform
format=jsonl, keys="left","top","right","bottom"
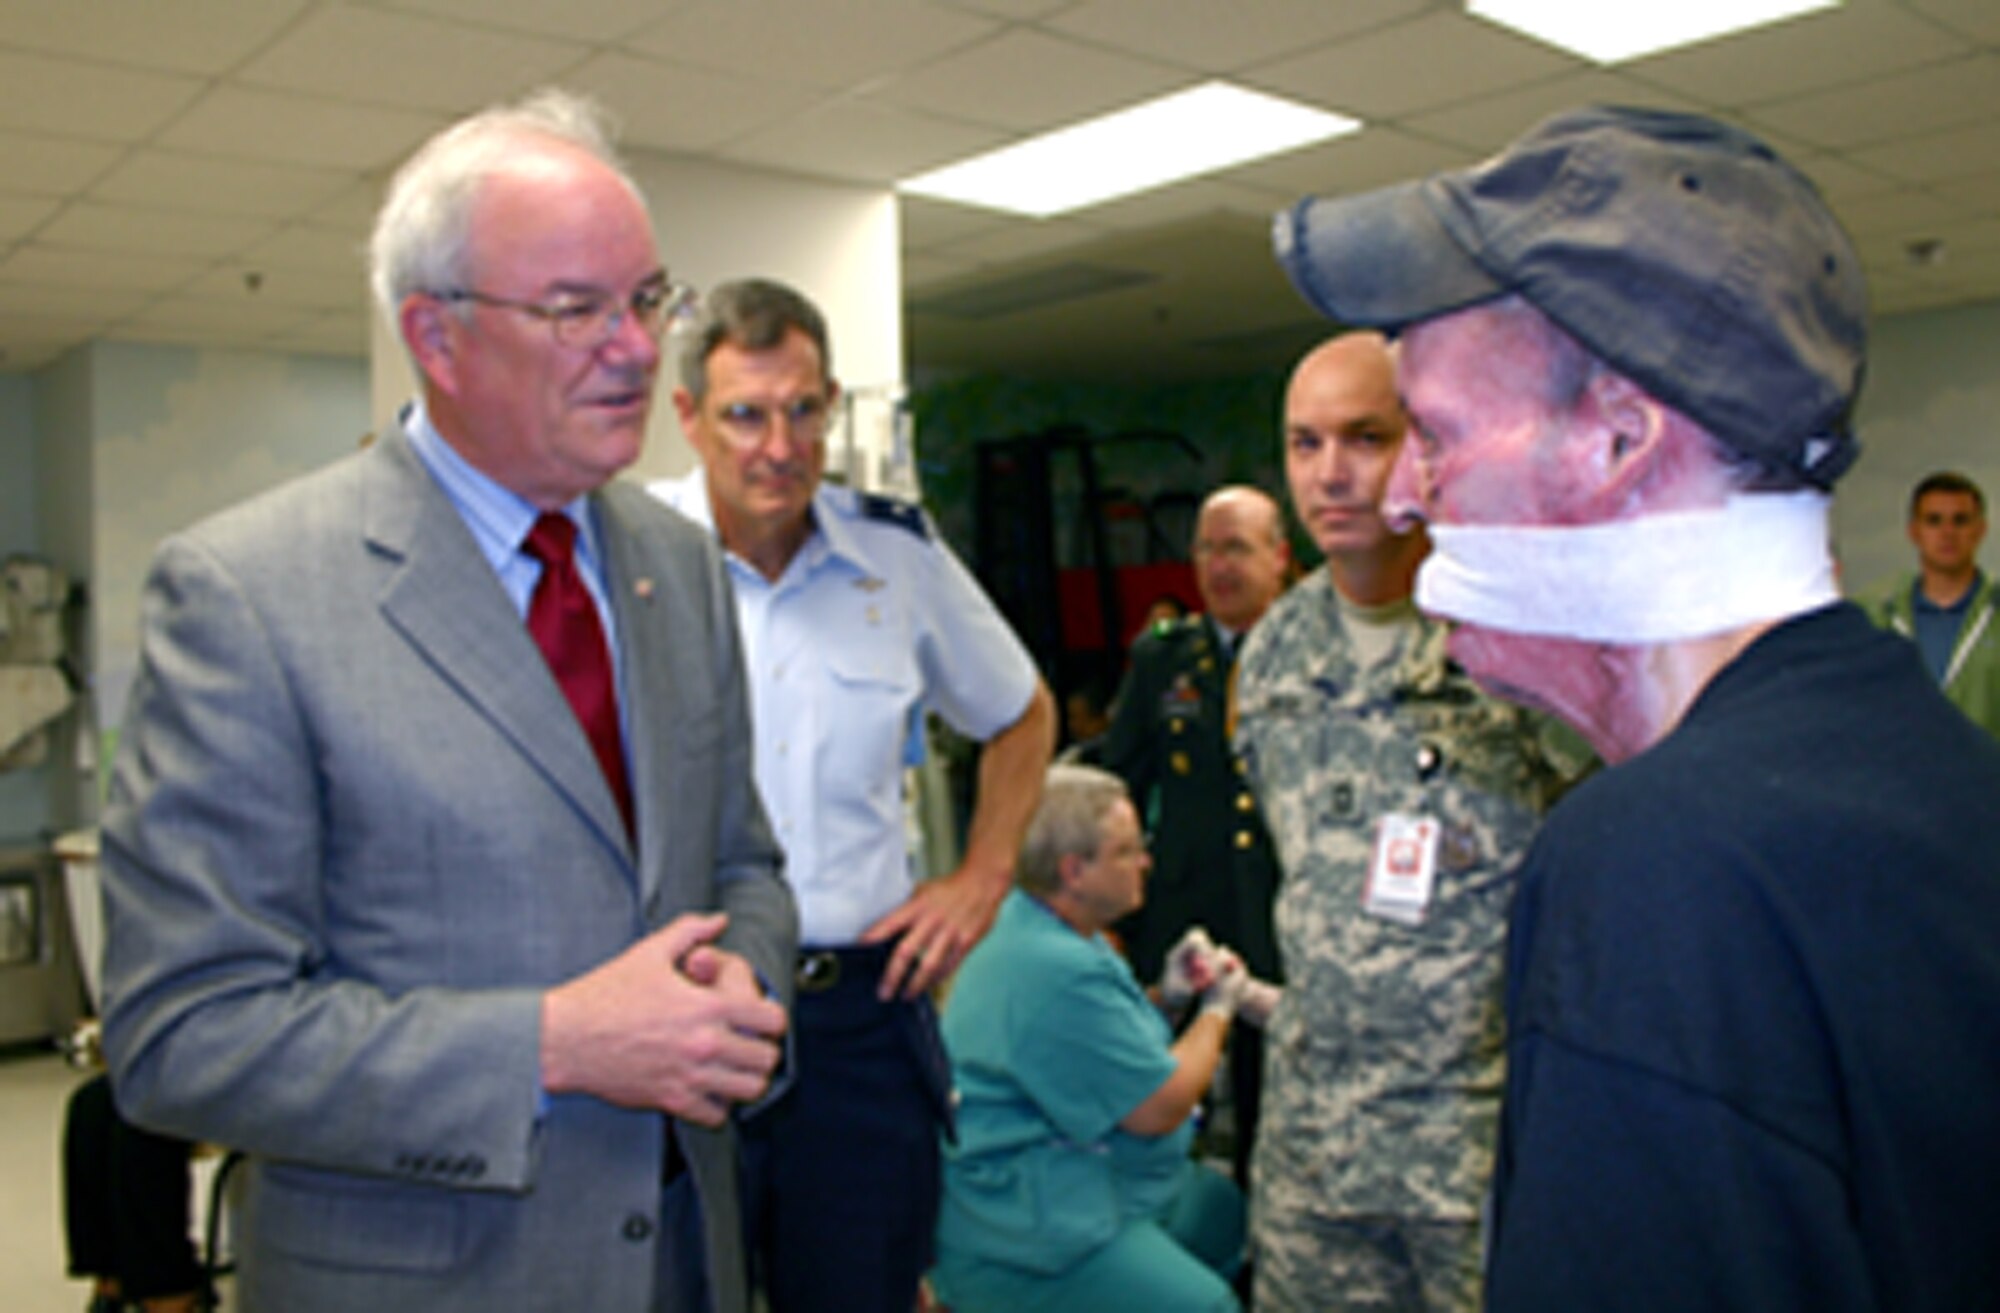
{"left": 1102, "top": 484, "right": 1290, "bottom": 1185}
{"left": 1233, "top": 333, "right": 1585, "bottom": 1311}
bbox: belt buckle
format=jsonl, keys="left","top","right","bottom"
{"left": 796, "top": 950, "right": 841, "bottom": 993}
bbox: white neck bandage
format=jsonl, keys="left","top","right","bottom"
{"left": 1414, "top": 491, "right": 1840, "bottom": 644}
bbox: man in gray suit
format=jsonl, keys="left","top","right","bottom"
{"left": 98, "top": 89, "right": 795, "bottom": 1312}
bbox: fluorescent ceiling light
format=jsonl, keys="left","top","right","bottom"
{"left": 1467, "top": 0, "right": 1840, "bottom": 63}
{"left": 899, "top": 81, "right": 1359, "bottom": 218}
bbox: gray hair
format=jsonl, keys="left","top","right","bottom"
{"left": 1016, "top": 764, "right": 1130, "bottom": 896}
{"left": 677, "top": 277, "right": 832, "bottom": 402}
{"left": 368, "top": 87, "right": 643, "bottom": 327}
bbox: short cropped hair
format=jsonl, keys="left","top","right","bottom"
{"left": 677, "top": 278, "right": 832, "bottom": 402}
{"left": 1015, "top": 764, "right": 1129, "bottom": 897}
{"left": 368, "top": 88, "right": 641, "bottom": 327}
{"left": 1910, "top": 471, "right": 1986, "bottom": 517}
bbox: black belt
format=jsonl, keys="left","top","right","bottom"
{"left": 795, "top": 943, "right": 894, "bottom": 994}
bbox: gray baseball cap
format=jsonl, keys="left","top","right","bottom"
{"left": 1272, "top": 105, "right": 1868, "bottom": 488}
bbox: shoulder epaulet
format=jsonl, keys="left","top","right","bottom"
{"left": 1141, "top": 614, "right": 1200, "bottom": 645}
{"left": 858, "top": 491, "right": 931, "bottom": 542}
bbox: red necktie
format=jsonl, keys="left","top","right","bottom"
{"left": 524, "top": 513, "right": 633, "bottom": 840}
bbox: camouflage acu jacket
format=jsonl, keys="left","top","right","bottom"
{"left": 1234, "top": 567, "right": 1588, "bottom": 1219}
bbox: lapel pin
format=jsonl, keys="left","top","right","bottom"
{"left": 634, "top": 578, "right": 654, "bottom": 600}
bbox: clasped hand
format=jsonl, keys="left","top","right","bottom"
{"left": 541, "top": 911, "right": 788, "bottom": 1126}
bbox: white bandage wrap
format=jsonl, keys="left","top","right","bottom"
{"left": 1415, "top": 491, "right": 1840, "bottom": 644}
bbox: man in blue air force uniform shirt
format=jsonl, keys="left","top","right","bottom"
{"left": 650, "top": 278, "right": 1056, "bottom": 1313}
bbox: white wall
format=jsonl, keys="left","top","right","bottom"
{"left": 1835, "top": 298, "right": 2000, "bottom": 596}
{"left": 26, "top": 353, "right": 93, "bottom": 832}
{"left": 371, "top": 150, "right": 904, "bottom": 487}
{"left": 88, "top": 342, "right": 370, "bottom": 733}
{"left": 0, "top": 373, "right": 48, "bottom": 837}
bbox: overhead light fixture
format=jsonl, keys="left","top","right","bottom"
{"left": 899, "top": 81, "right": 1359, "bottom": 218}
{"left": 1467, "top": 0, "right": 1840, "bottom": 63}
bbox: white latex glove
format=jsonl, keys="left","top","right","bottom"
{"left": 1235, "top": 977, "right": 1282, "bottom": 1029}
{"left": 1199, "top": 949, "right": 1249, "bottom": 1020}
{"left": 1158, "top": 926, "right": 1219, "bottom": 1009}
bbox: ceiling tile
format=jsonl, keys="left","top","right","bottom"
{"left": 1253, "top": 10, "right": 1579, "bottom": 121}
{"left": 1932, "top": 172, "right": 2000, "bottom": 210}
{"left": 724, "top": 99, "right": 1007, "bottom": 184}
{"left": 0, "top": 283, "right": 157, "bottom": 318}
{"left": 1853, "top": 214, "right": 2000, "bottom": 267}
{"left": 874, "top": 27, "right": 1185, "bottom": 132}
{"left": 0, "top": 49, "right": 202, "bottom": 140}
{"left": 0, "top": 245, "right": 204, "bottom": 293}
{"left": 1228, "top": 125, "right": 1475, "bottom": 200}
{"left": 900, "top": 194, "right": 1016, "bottom": 251}
{"left": 3, "top": 0, "right": 2000, "bottom": 380}
{"left": 182, "top": 265, "right": 367, "bottom": 311}
{"left": 119, "top": 295, "right": 326, "bottom": 337}
{"left": 623, "top": 0, "right": 995, "bottom": 92}
{"left": 901, "top": 247, "right": 985, "bottom": 290}
{"left": 1786, "top": 148, "right": 1905, "bottom": 200}
{"left": 300, "top": 179, "right": 390, "bottom": 230}
{"left": 1848, "top": 119, "right": 2000, "bottom": 184}
{"left": 233, "top": 6, "right": 588, "bottom": 113}
{"left": 88, "top": 150, "right": 357, "bottom": 220}
{"left": 263, "top": 314, "right": 370, "bottom": 359}
{"left": 158, "top": 87, "right": 443, "bottom": 170}
{"left": 1048, "top": 0, "right": 1430, "bottom": 75}
{"left": 241, "top": 225, "right": 371, "bottom": 274}
{"left": 1404, "top": 70, "right": 1703, "bottom": 154}
{"left": 1074, "top": 176, "right": 1294, "bottom": 233}
{"left": 562, "top": 52, "right": 824, "bottom": 154}
{"left": 1747, "top": 53, "right": 2000, "bottom": 149}
{"left": 0, "top": 130, "right": 125, "bottom": 193}
{"left": 1829, "top": 187, "right": 1978, "bottom": 238}
{"left": 369, "top": 0, "right": 681, "bottom": 43}
{"left": 934, "top": 0, "right": 1071, "bottom": 19}
{"left": 1902, "top": 0, "right": 2000, "bottom": 44}
{"left": 37, "top": 203, "right": 277, "bottom": 257}
{"left": 930, "top": 214, "right": 1110, "bottom": 266}
{"left": 1624, "top": 2, "right": 1968, "bottom": 107}
{"left": 0, "top": 0, "right": 310, "bottom": 75}
{"left": 0, "top": 193, "right": 58, "bottom": 241}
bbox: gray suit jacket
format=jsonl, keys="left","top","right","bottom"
{"left": 100, "top": 429, "right": 795, "bottom": 1312}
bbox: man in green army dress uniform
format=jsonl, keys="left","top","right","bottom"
{"left": 1232, "top": 333, "right": 1588, "bottom": 1312}
{"left": 1101, "top": 484, "right": 1290, "bottom": 1187}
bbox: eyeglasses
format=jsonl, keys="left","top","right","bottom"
{"left": 1193, "top": 538, "right": 1260, "bottom": 562}
{"left": 710, "top": 394, "right": 835, "bottom": 450}
{"left": 431, "top": 278, "right": 697, "bottom": 349}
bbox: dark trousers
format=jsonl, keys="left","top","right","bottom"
{"left": 1228, "top": 1020, "right": 1265, "bottom": 1190}
{"left": 740, "top": 945, "right": 951, "bottom": 1313}
{"left": 62, "top": 1073, "right": 205, "bottom": 1302}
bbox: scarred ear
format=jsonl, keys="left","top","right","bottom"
{"left": 1574, "top": 369, "right": 1673, "bottom": 513}
{"left": 400, "top": 295, "right": 458, "bottom": 396}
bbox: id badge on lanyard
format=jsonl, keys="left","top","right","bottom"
{"left": 1364, "top": 812, "right": 1440, "bottom": 925}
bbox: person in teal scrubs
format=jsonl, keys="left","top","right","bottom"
{"left": 932, "top": 764, "right": 1246, "bottom": 1312}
